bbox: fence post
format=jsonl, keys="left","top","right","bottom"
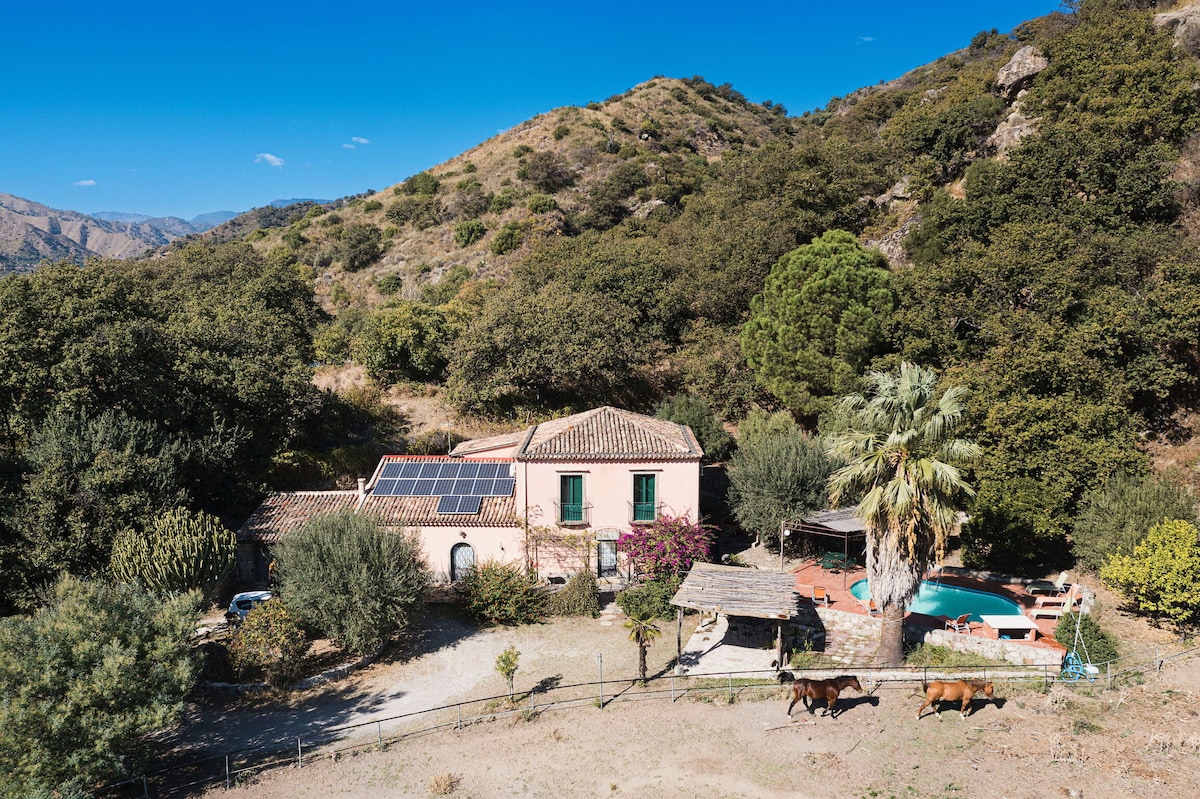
{"left": 225, "top": 754, "right": 231, "bottom": 790}
{"left": 457, "top": 704, "right": 462, "bottom": 729}
{"left": 727, "top": 673, "right": 733, "bottom": 702}
{"left": 670, "top": 673, "right": 676, "bottom": 702}
{"left": 377, "top": 720, "right": 383, "bottom": 747}
{"left": 1106, "top": 661, "right": 1111, "bottom": 688}
{"left": 597, "top": 653, "right": 604, "bottom": 709}
{"left": 142, "top": 775, "right": 149, "bottom": 799}
{"left": 297, "top": 736, "right": 303, "bottom": 769}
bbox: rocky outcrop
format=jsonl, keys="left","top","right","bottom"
{"left": 1156, "top": 4, "right": 1200, "bottom": 58}
{"left": 866, "top": 210, "right": 921, "bottom": 268}
{"left": 985, "top": 102, "right": 1041, "bottom": 159}
{"left": 996, "top": 46, "right": 1049, "bottom": 100}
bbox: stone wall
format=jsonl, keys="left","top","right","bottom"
{"left": 813, "top": 608, "right": 1063, "bottom": 667}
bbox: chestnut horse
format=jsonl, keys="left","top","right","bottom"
{"left": 916, "top": 679, "right": 995, "bottom": 720}
{"left": 786, "top": 675, "right": 863, "bottom": 718}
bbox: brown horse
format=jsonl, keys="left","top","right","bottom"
{"left": 786, "top": 675, "right": 863, "bottom": 718}
{"left": 916, "top": 679, "right": 995, "bottom": 720}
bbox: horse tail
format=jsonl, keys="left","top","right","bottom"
{"left": 920, "top": 680, "right": 929, "bottom": 694}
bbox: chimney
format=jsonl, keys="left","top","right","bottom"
{"left": 357, "top": 478, "right": 366, "bottom": 498}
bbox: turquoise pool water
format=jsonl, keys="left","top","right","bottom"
{"left": 849, "top": 579, "right": 1022, "bottom": 623}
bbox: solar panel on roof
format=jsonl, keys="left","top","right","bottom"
{"left": 379, "top": 463, "right": 404, "bottom": 479}
{"left": 398, "top": 462, "right": 423, "bottom": 478}
{"left": 468, "top": 479, "right": 491, "bottom": 496}
{"left": 451, "top": 478, "right": 474, "bottom": 495}
{"left": 477, "top": 463, "right": 500, "bottom": 479}
{"left": 458, "top": 462, "right": 480, "bottom": 478}
{"left": 394, "top": 478, "right": 417, "bottom": 495}
{"left": 433, "top": 478, "right": 455, "bottom": 494}
{"left": 436, "top": 495, "right": 483, "bottom": 514}
{"left": 418, "top": 462, "right": 442, "bottom": 479}
{"left": 494, "top": 478, "right": 515, "bottom": 496}
{"left": 412, "top": 481, "right": 436, "bottom": 496}
{"left": 374, "top": 479, "right": 398, "bottom": 496}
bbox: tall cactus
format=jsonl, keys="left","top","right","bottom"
{"left": 110, "top": 507, "right": 236, "bottom": 597}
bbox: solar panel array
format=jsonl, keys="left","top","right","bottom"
{"left": 373, "top": 460, "right": 514, "bottom": 514}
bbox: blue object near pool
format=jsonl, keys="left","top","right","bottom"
{"left": 849, "top": 579, "right": 1022, "bottom": 623}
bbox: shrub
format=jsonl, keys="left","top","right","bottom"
{"left": 490, "top": 221, "right": 527, "bottom": 255}
{"left": 1100, "top": 519, "right": 1200, "bottom": 628}
{"left": 227, "top": 598, "right": 310, "bottom": 689}
{"left": 547, "top": 571, "right": 601, "bottom": 617}
{"left": 527, "top": 194, "right": 559, "bottom": 214}
{"left": 512, "top": 144, "right": 532, "bottom": 158}
{"left": 1073, "top": 471, "right": 1196, "bottom": 572}
{"left": 1054, "top": 612, "right": 1120, "bottom": 664}
{"left": 361, "top": 199, "right": 383, "bottom": 212}
{"left": 553, "top": 124, "right": 570, "bottom": 140}
{"left": 275, "top": 512, "right": 430, "bottom": 656}
{"left": 338, "top": 223, "right": 383, "bottom": 272}
{"left": 376, "top": 273, "right": 404, "bottom": 295}
{"left": 109, "top": 507, "right": 235, "bottom": 599}
{"left": 516, "top": 151, "right": 576, "bottom": 192}
{"left": 488, "top": 189, "right": 516, "bottom": 214}
{"left": 462, "top": 161, "right": 477, "bottom": 173}
{"left": 616, "top": 575, "right": 682, "bottom": 620}
{"left": 454, "top": 219, "right": 487, "bottom": 248}
{"left": 457, "top": 560, "right": 546, "bottom": 625}
{"left": 400, "top": 171, "right": 440, "bottom": 195}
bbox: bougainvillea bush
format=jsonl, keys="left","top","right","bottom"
{"left": 617, "top": 515, "right": 713, "bottom": 580}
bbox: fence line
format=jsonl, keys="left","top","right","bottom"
{"left": 96, "top": 646, "right": 1200, "bottom": 798}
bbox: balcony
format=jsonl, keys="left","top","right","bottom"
{"left": 629, "top": 501, "right": 662, "bottom": 523}
{"left": 555, "top": 501, "right": 591, "bottom": 526}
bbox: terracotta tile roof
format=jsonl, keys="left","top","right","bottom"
{"left": 237, "top": 491, "right": 362, "bottom": 543}
{"left": 361, "top": 494, "right": 519, "bottom": 527}
{"left": 515, "top": 406, "right": 702, "bottom": 461}
{"left": 450, "top": 430, "right": 526, "bottom": 457}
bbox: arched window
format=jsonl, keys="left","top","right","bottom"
{"left": 450, "top": 542, "right": 475, "bottom": 582}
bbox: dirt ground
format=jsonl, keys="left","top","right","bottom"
{"left": 190, "top": 604, "right": 1200, "bottom": 799}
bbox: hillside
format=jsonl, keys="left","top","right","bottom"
{"left": 210, "top": 76, "right": 798, "bottom": 308}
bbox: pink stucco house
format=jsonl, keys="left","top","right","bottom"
{"left": 236, "top": 406, "right": 704, "bottom": 587}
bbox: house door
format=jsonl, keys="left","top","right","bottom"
{"left": 597, "top": 540, "right": 617, "bottom": 577}
{"left": 451, "top": 543, "right": 475, "bottom": 581}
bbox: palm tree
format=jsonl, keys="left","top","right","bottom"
{"left": 624, "top": 611, "right": 662, "bottom": 684}
{"left": 828, "top": 362, "right": 981, "bottom": 667}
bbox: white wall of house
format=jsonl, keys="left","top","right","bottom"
{"left": 517, "top": 458, "right": 700, "bottom": 530}
{"left": 414, "top": 524, "right": 527, "bottom": 582}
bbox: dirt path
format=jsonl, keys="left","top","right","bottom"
{"left": 175, "top": 607, "right": 1200, "bottom": 799}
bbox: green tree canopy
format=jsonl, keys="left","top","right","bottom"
{"left": 0, "top": 577, "right": 199, "bottom": 798}
{"left": 352, "top": 302, "right": 449, "bottom": 385}
{"left": 727, "top": 428, "right": 833, "bottom": 548}
{"left": 1073, "top": 470, "right": 1196, "bottom": 572}
{"left": 742, "top": 230, "right": 895, "bottom": 419}
{"left": 654, "top": 394, "right": 732, "bottom": 462}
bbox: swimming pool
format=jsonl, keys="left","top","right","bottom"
{"left": 849, "top": 579, "right": 1022, "bottom": 623}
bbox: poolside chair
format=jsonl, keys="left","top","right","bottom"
{"left": 811, "top": 586, "right": 830, "bottom": 607}
{"left": 1034, "top": 584, "right": 1080, "bottom": 608}
{"left": 1027, "top": 571, "right": 1071, "bottom": 596}
{"left": 944, "top": 613, "right": 972, "bottom": 634}
{"left": 866, "top": 599, "right": 881, "bottom": 617}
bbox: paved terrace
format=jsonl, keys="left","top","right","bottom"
{"left": 788, "top": 559, "right": 1070, "bottom": 655}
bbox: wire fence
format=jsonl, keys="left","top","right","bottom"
{"left": 91, "top": 645, "right": 1200, "bottom": 799}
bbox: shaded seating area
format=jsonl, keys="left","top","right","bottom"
{"left": 671, "top": 563, "right": 801, "bottom": 672}
{"left": 781, "top": 509, "right": 867, "bottom": 590}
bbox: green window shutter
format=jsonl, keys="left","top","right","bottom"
{"left": 633, "top": 474, "right": 656, "bottom": 521}
{"left": 560, "top": 475, "right": 583, "bottom": 523}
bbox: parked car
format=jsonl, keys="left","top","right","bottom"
{"left": 227, "top": 590, "right": 273, "bottom": 622}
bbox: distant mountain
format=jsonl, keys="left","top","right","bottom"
{"left": 189, "top": 210, "right": 239, "bottom": 229}
{"left": 0, "top": 193, "right": 176, "bottom": 273}
{"left": 268, "top": 198, "right": 331, "bottom": 208}
{"left": 91, "top": 211, "right": 199, "bottom": 237}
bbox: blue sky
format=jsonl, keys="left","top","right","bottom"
{"left": 1, "top": 1, "right": 1064, "bottom": 220}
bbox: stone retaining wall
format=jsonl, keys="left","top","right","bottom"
{"left": 812, "top": 608, "right": 1063, "bottom": 667}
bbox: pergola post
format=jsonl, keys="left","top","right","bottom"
{"left": 676, "top": 607, "right": 683, "bottom": 664}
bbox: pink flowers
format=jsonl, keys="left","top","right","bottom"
{"left": 617, "top": 515, "right": 713, "bottom": 580}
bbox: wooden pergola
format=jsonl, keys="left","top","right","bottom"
{"left": 670, "top": 562, "right": 800, "bottom": 670}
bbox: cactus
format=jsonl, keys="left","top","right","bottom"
{"left": 110, "top": 507, "right": 236, "bottom": 597}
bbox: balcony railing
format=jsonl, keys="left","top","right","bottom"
{"left": 629, "top": 501, "right": 662, "bottom": 523}
{"left": 555, "top": 501, "right": 591, "bottom": 526}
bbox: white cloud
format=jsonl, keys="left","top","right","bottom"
{"left": 351, "top": 136, "right": 370, "bottom": 145}
{"left": 255, "top": 153, "right": 285, "bottom": 168}
{"left": 74, "top": 179, "right": 97, "bottom": 187}
{"left": 858, "top": 36, "right": 876, "bottom": 43}
{"left": 342, "top": 143, "right": 356, "bottom": 149}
